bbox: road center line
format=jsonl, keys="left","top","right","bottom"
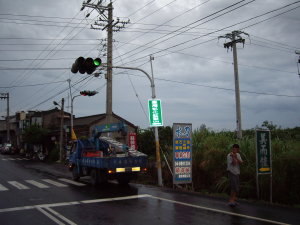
{"left": 0, "top": 194, "right": 150, "bottom": 213}
{"left": 149, "top": 196, "right": 291, "bottom": 225}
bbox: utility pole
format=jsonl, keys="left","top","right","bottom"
{"left": 81, "top": 1, "right": 129, "bottom": 124}
{"left": 219, "top": 31, "right": 249, "bottom": 139}
{"left": 54, "top": 98, "right": 64, "bottom": 162}
{"left": 59, "top": 98, "right": 65, "bottom": 162}
{"left": 296, "top": 50, "right": 300, "bottom": 78}
{"left": 106, "top": 2, "right": 113, "bottom": 123}
{"left": 0, "top": 93, "right": 10, "bottom": 143}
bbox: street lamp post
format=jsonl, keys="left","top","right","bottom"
{"left": 71, "top": 94, "right": 81, "bottom": 134}
{"left": 110, "top": 65, "right": 163, "bottom": 187}
{"left": 53, "top": 98, "right": 64, "bottom": 162}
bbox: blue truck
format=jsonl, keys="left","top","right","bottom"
{"left": 68, "top": 123, "right": 148, "bottom": 185}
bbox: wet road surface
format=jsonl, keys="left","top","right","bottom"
{"left": 1, "top": 154, "right": 299, "bottom": 225}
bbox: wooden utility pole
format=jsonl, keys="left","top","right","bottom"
{"left": 219, "top": 31, "right": 249, "bottom": 139}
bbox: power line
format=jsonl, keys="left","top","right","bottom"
{"left": 119, "top": 1, "right": 300, "bottom": 66}
{"left": 114, "top": 0, "right": 255, "bottom": 65}
{"left": 0, "top": 80, "right": 67, "bottom": 88}
{"left": 117, "top": 72, "right": 300, "bottom": 98}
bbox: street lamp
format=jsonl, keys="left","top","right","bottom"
{"left": 53, "top": 98, "right": 64, "bottom": 162}
{"left": 71, "top": 94, "right": 81, "bottom": 137}
{"left": 70, "top": 91, "right": 98, "bottom": 140}
{"left": 110, "top": 64, "right": 163, "bottom": 187}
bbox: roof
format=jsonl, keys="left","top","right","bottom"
{"left": 73, "top": 113, "right": 137, "bottom": 128}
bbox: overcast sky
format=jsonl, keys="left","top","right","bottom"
{"left": 0, "top": 0, "right": 299, "bottom": 131}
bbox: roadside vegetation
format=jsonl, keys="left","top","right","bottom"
{"left": 137, "top": 121, "right": 300, "bottom": 206}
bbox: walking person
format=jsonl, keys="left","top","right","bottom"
{"left": 227, "top": 144, "right": 243, "bottom": 206}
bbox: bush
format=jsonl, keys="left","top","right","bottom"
{"left": 137, "top": 125, "right": 300, "bottom": 205}
{"left": 48, "top": 147, "right": 59, "bottom": 162}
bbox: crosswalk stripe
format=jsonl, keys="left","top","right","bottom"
{"left": 42, "top": 179, "right": 68, "bottom": 187}
{"left": 7, "top": 181, "right": 30, "bottom": 190}
{"left": 25, "top": 180, "right": 49, "bottom": 189}
{"left": 0, "top": 184, "right": 9, "bottom": 191}
{"left": 58, "top": 178, "right": 86, "bottom": 186}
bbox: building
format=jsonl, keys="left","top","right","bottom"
{"left": 0, "top": 109, "right": 138, "bottom": 149}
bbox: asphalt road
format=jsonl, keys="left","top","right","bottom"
{"left": 0, "top": 154, "right": 299, "bottom": 225}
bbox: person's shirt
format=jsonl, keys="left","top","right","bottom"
{"left": 227, "top": 153, "right": 242, "bottom": 175}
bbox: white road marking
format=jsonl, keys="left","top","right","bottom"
{"left": 0, "top": 184, "right": 9, "bottom": 191}
{"left": 0, "top": 194, "right": 291, "bottom": 225}
{"left": 25, "top": 180, "right": 50, "bottom": 189}
{"left": 150, "top": 196, "right": 290, "bottom": 225}
{"left": 41, "top": 207, "right": 77, "bottom": 225}
{"left": 42, "top": 179, "right": 68, "bottom": 187}
{"left": 36, "top": 207, "right": 66, "bottom": 225}
{"left": 58, "top": 178, "right": 86, "bottom": 186}
{"left": 7, "top": 181, "right": 30, "bottom": 190}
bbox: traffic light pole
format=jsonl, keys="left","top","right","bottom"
{"left": 107, "top": 64, "right": 163, "bottom": 187}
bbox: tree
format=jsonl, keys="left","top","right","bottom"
{"left": 22, "top": 125, "right": 49, "bottom": 145}
{"left": 261, "top": 120, "right": 277, "bottom": 131}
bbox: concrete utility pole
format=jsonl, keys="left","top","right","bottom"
{"left": 296, "top": 50, "right": 300, "bottom": 77}
{"left": 81, "top": 1, "right": 129, "bottom": 123}
{"left": 54, "top": 98, "right": 64, "bottom": 162}
{"left": 106, "top": 2, "right": 113, "bottom": 123}
{"left": 59, "top": 98, "right": 65, "bottom": 162}
{"left": 219, "top": 31, "right": 249, "bottom": 139}
{"left": 0, "top": 93, "right": 10, "bottom": 143}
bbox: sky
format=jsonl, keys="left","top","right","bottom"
{"left": 0, "top": 0, "right": 299, "bottom": 131}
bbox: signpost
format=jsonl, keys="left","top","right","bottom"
{"left": 255, "top": 129, "right": 272, "bottom": 202}
{"left": 173, "top": 123, "right": 192, "bottom": 185}
{"left": 148, "top": 99, "right": 163, "bottom": 127}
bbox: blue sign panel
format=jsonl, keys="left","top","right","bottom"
{"left": 173, "top": 123, "right": 192, "bottom": 184}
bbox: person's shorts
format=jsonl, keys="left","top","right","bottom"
{"left": 228, "top": 171, "right": 240, "bottom": 193}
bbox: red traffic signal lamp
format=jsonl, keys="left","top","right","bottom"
{"left": 80, "top": 90, "right": 98, "bottom": 96}
{"left": 71, "top": 57, "right": 101, "bottom": 75}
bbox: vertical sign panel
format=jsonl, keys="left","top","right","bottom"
{"left": 256, "top": 130, "right": 272, "bottom": 174}
{"left": 173, "top": 123, "right": 192, "bottom": 184}
{"left": 148, "top": 99, "right": 163, "bottom": 127}
{"left": 128, "top": 132, "right": 137, "bottom": 150}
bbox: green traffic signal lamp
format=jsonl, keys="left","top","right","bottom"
{"left": 71, "top": 57, "right": 102, "bottom": 74}
{"left": 93, "top": 58, "right": 101, "bottom": 66}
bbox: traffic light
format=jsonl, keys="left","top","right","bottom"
{"left": 80, "top": 90, "right": 98, "bottom": 96}
{"left": 71, "top": 57, "right": 102, "bottom": 75}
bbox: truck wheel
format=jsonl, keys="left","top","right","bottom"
{"left": 90, "top": 169, "right": 98, "bottom": 186}
{"left": 117, "top": 176, "right": 130, "bottom": 185}
{"left": 98, "top": 171, "right": 108, "bottom": 184}
{"left": 72, "top": 166, "right": 80, "bottom": 181}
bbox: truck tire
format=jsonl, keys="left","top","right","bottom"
{"left": 72, "top": 166, "right": 80, "bottom": 181}
{"left": 117, "top": 176, "right": 130, "bottom": 185}
{"left": 90, "top": 169, "right": 98, "bottom": 186}
{"left": 98, "top": 171, "right": 108, "bottom": 184}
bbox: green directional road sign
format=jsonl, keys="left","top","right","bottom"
{"left": 148, "top": 99, "right": 163, "bottom": 127}
{"left": 255, "top": 130, "right": 272, "bottom": 174}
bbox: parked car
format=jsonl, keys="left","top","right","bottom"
{"left": 0, "top": 143, "right": 15, "bottom": 154}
